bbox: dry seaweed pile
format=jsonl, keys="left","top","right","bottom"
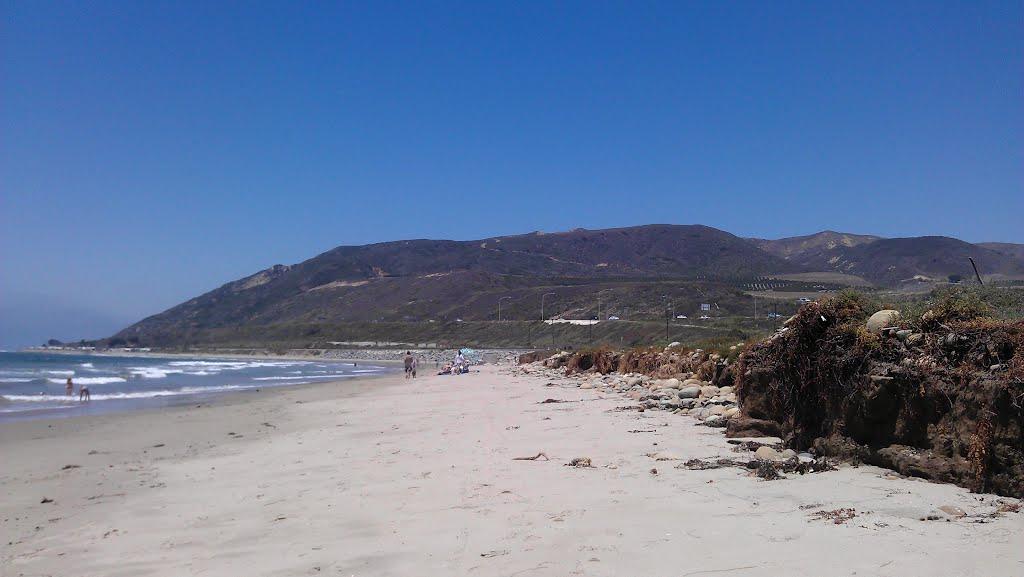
{"left": 734, "top": 291, "right": 1024, "bottom": 498}
{"left": 548, "top": 345, "right": 732, "bottom": 386}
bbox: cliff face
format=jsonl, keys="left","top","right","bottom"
{"left": 733, "top": 295, "right": 1024, "bottom": 498}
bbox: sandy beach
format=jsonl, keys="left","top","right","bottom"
{"left": 2, "top": 364, "right": 1022, "bottom": 577}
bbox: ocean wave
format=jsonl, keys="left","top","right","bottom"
{"left": 166, "top": 360, "right": 310, "bottom": 370}
{"left": 3, "top": 384, "right": 254, "bottom": 402}
{"left": 128, "top": 367, "right": 182, "bottom": 379}
{"left": 0, "top": 378, "right": 34, "bottom": 383}
{"left": 47, "top": 370, "right": 75, "bottom": 376}
{"left": 252, "top": 374, "right": 357, "bottom": 381}
{"left": 47, "top": 377, "right": 126, "bottom": 385}
{"left": 80, "top": 362, "right": 95, "bottom": 369}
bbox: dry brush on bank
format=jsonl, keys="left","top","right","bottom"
{"left": 735, "top": 290, "right": 1024, "bottom": 498}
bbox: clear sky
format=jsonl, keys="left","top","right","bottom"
{"left": 2, "top": 1, "right": 1022, "bottom": 346}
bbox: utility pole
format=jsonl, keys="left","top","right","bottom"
{"left": 498, "top": 296, "right": 511, "bottom": 322}
{"left": 969, "top": 257, "right": 984, "bottom": 285}
{"left": 596, "top": 289, "right": 611, "bottom": 322}
{"left": 662, "top": 295, "right": 669, "bottom": 341}
{"left": 541, "top": 292, "right": 555, "bottom": 351}
{"left": 541, "top": 292, "right": 555, "bottom": 322}
{"left": 498, "top": 296, "right": 512, "bottom": 347}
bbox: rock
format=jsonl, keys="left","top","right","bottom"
{"left": 707, "top": 405, "right": 727, "bottom": 416}
{"left": 906, "top": 333, "right": 924, "bottom": 346}
{"left": 895, "top": 329, "right": 913, "bottom": 341}
{"left": 678, "top": 386, "right": 701, "bottom": 399}
{"left": 718, "top": 386, "right": 733, "bottom": 396}
{"left": 579, "top": 382, "right": 594, "bottom": 389}
{"left": 665, "top": 341, "right": 682, "bottom": 349}
{"left": 724, "top": 406, "right": 740, "bottom": 418}
{"left": 780, "top": 449, "right": 797, "bottom": 460}
{"left": 683, "top": 378, "right": 704, "bottom": 387}
{"left": 703, "top": 415, "right": 727, "bottom": 427}
{"left": 755, "top": 446, "right": 782, "bottom": 461}
{"left": 726, "top": 416, "right": 784, "bottom": 438}
{"left": 700, "top": 385, "right": 720, "bottom": 398}
{"left": 678, "top": 398, "right": 697, "bottom": 409}
{"left": 938, "top": 505, "right": 966, "bottom": 518}
{"left": 866, "top": 310, "right": 901, "bottom": 333}
{"left": 647, "top": 451, "right": 681, "bottom": 461}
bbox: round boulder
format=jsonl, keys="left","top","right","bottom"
{"left": 754, "top": 446, "right": 782, "bottom": 461}
{"left": 867, "top": 310, "right": 901, "bottom": 333}
{"left": 678, "top": 386, "right": 701, "bottom": 399}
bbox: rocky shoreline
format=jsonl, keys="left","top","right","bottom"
{"left": 513, "top": 347, "right": 837, "bottom": 479}
{"left": 516, "top": 289, "right": 1024, "bottom": 499}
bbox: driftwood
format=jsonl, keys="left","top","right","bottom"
{"left": 512, "top": 452, "right": 549, "bottom": 461}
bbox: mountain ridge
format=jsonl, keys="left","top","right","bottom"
{"left": 109, "top": 225, "right": 1024, "bottom": 346}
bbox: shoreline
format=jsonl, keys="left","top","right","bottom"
{"left": 3, "top": 363, "right": 1021, "bottom": 576}
{"left": 17, "top": 347, "right": 409, "bottom": 365}
{"left": 0, "top": 350, "right": 402, "bottom": 423}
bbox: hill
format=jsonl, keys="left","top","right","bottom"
{"left": 758, "top": 232, "right": 1024, "bottom": 285}
{"left": 752, "top": 230, "right": 881, "bottom": 261}
{"left": 979, "top": 242, "right": 1024, "bottom": 263}
{"left": 106, "top": 225, "right": 1024, "bottom": 348}
{"left": 111, "top": 225, "right": 796, "bottom": 346}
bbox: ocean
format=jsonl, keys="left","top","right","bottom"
{"left": 0, "top": 351, "right": 391, "bottom": 421}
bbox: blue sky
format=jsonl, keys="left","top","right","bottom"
{"left": 2, "top": 1, "right": 1021, "bottom": 346}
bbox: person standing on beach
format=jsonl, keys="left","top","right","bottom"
{"left": 403, "top": 351, "right": 414, "bottom": 379}
{"left": 79, "top": 383, "right": 90, "bottom": 401}
{"left": 66, "top": 377, "right": 74, "bottom": 396}
{"left": 411, "top": 355, "right": 418, "bottom": 378}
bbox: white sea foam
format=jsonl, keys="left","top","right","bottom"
{"left": 4, "top": 384, "right": 254, "bottom": 403}
{"left": 47, "top": 370, "right": 74, "bottom": 376}
{"left": 128, "top": 367, "right": 182, "bottom": 379}
{"left": 166, "top": 360, "right": 310, "bottom": 370}
{"left": 80, "top": 362, "right": 95, "bottom": 369}
{"left": 47, "top": 377, "right": 126, "bottom": 385}
{"left": 252, "top": 374, "right": 356, "bottom": 381}
{"left": 0, "top": 378, "right": 34, "bottom": 383}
